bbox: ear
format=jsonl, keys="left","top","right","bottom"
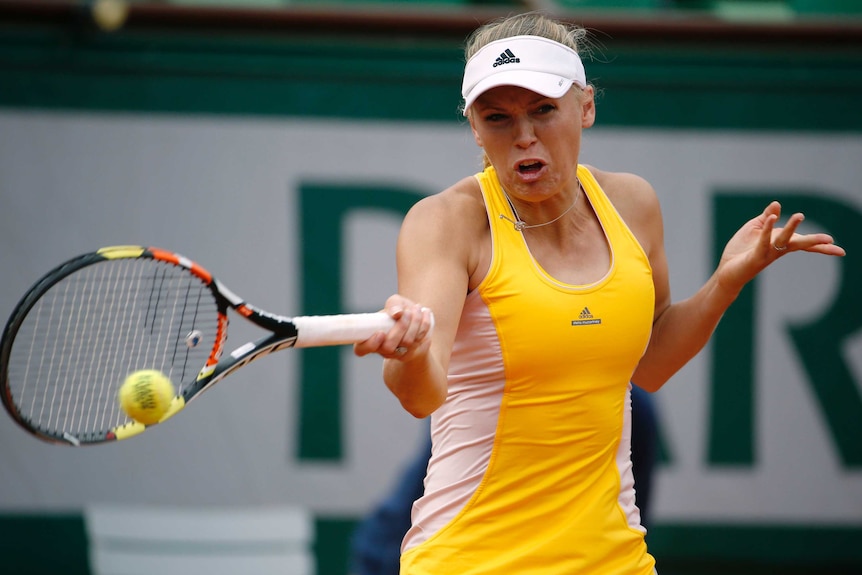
{"left": 581, "top": 85, "right": 596, "bottom": 128}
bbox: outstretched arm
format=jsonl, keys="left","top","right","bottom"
{"left": 354, "top": 180, "right": 482, "bottom": 418}
{"left": 633, "top": 200, "right": 845, "bottom": 392}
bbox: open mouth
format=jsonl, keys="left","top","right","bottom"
{"left": 518, "top": 161, "right": 544, "bottom": 174}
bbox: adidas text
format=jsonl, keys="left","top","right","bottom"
{"left": 572, "top": 306, "right": 601, "bottom": 326}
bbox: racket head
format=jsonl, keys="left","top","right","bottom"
{"left": 0, "top": 246, "right": 226, "bottom": 445}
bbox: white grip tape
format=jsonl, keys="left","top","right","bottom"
{"left": 292, "top": 312, "right": 396, "bottom": 348}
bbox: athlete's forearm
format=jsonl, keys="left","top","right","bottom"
{"left": 633, "top": 272, "right": 740, "bottom": 392}
{"left": 384, "top": 353, "right": 448, "bottom": 418}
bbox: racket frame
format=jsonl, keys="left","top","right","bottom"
{"left": 0, "top": 246, "right": 392, "bottom": 446}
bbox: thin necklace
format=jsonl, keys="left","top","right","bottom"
{"left": 499, "top": 179, "right": 582, "bottom": 232}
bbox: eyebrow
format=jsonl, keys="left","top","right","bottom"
{"left": 476, "top": 93, "right": 556, "bottom": 112}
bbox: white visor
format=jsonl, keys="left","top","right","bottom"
{"left": 461, "top": 35, "right": 587, "bottom": 115}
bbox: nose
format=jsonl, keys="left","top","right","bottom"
{"left": 512, "top": 116, "right": 537, "bottom": 148}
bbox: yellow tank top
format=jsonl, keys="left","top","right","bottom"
{"left": 401, "top": 165, "right": 656, "bottom": 574}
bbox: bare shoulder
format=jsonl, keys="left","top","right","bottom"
{"left": 403, "top": 175, "right": 487, "bottom": 240}
{"left": 584, "top": 165, "right": 658, "bottom": 210}
{"left": 582, "top": 164, "right": 663, "bottom": 253}
{"left": 399, "top": 175, "right": 488, "bottom": 275}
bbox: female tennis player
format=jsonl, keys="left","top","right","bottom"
{"left": 354, "top": 12, "right": 845, "bottom": 575}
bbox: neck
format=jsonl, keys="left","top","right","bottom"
{"left": 499, "top": 180, "right": 582, "bottom": 232}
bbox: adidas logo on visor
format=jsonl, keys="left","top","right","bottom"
{"left": 493, "top": 49, "right": 519, "bottom": 67}
{"left": 461, "top": 36, "right": 587, "bottom": 114}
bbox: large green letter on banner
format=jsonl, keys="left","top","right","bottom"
{"left": 709, "top": 193, "right": 862, "bottom": 467}
{"left": 297, "top": 184, "right": 419, "bottom": 461}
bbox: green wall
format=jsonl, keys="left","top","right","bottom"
{"left": 2, "top": 12, "right": 861, "bottom": 130}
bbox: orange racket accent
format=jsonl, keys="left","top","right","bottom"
{"left": 206, "top": 312, "right": 229, "bottom": 367}
{"left": 148, "top": 247, "right": 181, "bottom": 266}
{"left": 148, "top": 247, "right": 213, "bottom": 283}
{"left": 188, "top": 263, "right": 212, "bottom": 284}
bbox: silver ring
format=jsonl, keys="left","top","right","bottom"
{"left": 394, "top": 346, "right": 408, "bottom": 356}
{"left": 773, "top": 243, "right": 788, "bottom": 252}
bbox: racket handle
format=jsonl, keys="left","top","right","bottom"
{"left": 292, "top": 312, "right": 396, "bottom": 348}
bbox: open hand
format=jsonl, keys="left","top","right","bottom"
{"left": 716, "top": 201, "right": 846, "bottom": 293}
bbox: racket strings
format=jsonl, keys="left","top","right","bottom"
{"left": 6, "top": 258, "right": 220, "bottom": 440}
{"left": 171, "top": 280, "right": 199, "bottom": 370}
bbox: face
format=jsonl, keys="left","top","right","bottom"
{"left": 468, "top": 84, "right": 595, "bottom": 202}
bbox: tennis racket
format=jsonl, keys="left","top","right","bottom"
{"left": 0, "top": 246, "right": 396, "bottom": 446}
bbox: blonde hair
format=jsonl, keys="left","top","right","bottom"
{"left": 463, "top": 13, "right": 593, "bottom": 168}
{"left": 464, "top": 12, "right": 590, "bottom": 62}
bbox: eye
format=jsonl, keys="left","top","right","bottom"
{"left": 535, "top": 103, "right": 556, "bottom": 115}
{"left": 483, "top": 112, "right": 508, "bottom": 123}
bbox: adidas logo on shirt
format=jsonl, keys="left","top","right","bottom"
{"left": 571, "top": 307, "right": 601, "bottom": 326}
{"left": 493, "top": 49, "right": 520, "bottom": 67}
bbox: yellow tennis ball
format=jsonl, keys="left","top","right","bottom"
{"left": 118, "top": 370, "right": 175, "bottom": 425}
{"left": 91, "top": 0, "right": 129, "bottom": 32}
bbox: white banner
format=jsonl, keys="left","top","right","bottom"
{"left": 0, "top": 111, "right": 859, "bottom": 525}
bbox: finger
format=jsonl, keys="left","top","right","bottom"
{"left": 353, "top": 332, "right": 386, "bottom": 357}
{"left": 384, "top": 294, "right": 416, "bottom": 321}
{"left": 792, "top": 234, "right": 846, "bottom": 256}
{"left": 773, "top": 213, "right": 805, "bottom": 252}
{"left": 764, "top": 200, "right": 782, "bottom": 218}
{"left": 384, "top": 305, "right": 434, "bottom": 359}
{"left": 761, "top": 213, "right": 779, "bottom": 251}
{"left": 418, "top": 306, "right": 434, "bottom": 339}
{"left": 396, "top": 304, "right": 426, "bottom": 348}
{"left": 804, "top": 244, "right": 847, "bottom": 257}
{"left": 387, "top": 303, "right": 406, "bottom": 321}
{"left": 378, "top": 305, "right": 414, "bottom": 356}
